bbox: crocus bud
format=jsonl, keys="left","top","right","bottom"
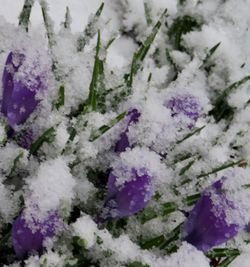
{"left": 101, "top": 167, "right": 153, "bottom": 221}
{"left": 12, "top": 210, "right": 60, "bottom": 259}
{"left": 182, "top": 178, "right": 240, "bottom": 252}
{"left": 164, "top": 93, "right": 202, "bottom": 128}
{"left": 115, "top": 108, "right": 140, "bottom": 153}
{"left": 1, "top": 51, "right": 47, "bottom": 129}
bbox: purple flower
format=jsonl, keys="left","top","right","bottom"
{"left": 182, "top": 178, "right": 240, "bottom": 252}
{"left": 1, "top": 51, "right": 46, "bottom": 129}
{"left": 115, "top": 108, "right": 140, "bottom": 153}
{"left": 12, "top": 210, "right": 60, "bottom": 259}
{"left": 164, "top": 93, "right": 202, "bottom": 127}
{"left": 100, "top": 167, "right": 153, "bottom": 221}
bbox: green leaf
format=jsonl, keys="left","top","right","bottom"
{"left": 40, "top": 0, "right": 56, "bottom": 48}
{"left": 40, "top": 258, "right": 48, "bottom": 267}
{"left": 30, "top": 127, "right": 56, "bottom": 156}
{"left": 209, "top": 75, "right": 250, "bottom": 122}
{"left": 89, "top": 111, "right": 127, "bottom": 142}
{"left": 176, "top": 126, "right": 205, "bottom": 144}
{"left": 18, "top": 0, "right": 34, "bottom": 32}
{"left": 207, "top": 248, "right": 240, "bottom": 258}
{"left": 144, "top": 0, "right": 152, "bottom": 26}
{"left": 179, "top": 159, "right": 196, "bottom": 175}
{"left": 127, "top": 262, "right": 150, "bottom": 267}
{"left": 77, "top": 2, "right": 104, "bottom": 52}
{"left": 218, "top": 255, "right": 239, "bottom": 267}
{"left": 183, "top": 193, "right": 200, "bottom": 206}
{"left": 83, "top": 30, "right": 103, "bottom": 113}
{"left": 168, "top": 15, "right": 201, "bottom": 51}
{"left": 8, "top": 151, "right": 24, "bottom": 177}
{"left": 64, "top": 6, "right": 71, "bottom": 29}
{"left": 139, "top": 207, "right": 158, "bottom": 224}
{"left": 140, "top": 223, "right": 183, "bottom": 250}
{"left": 200, "top": 42, "right": 221, "bottom": 69}
{"left": 197, "top": 159, "right": 246, "bottom": 178}
{"left": 55, "top": 85, "right": 65, "bottom": 110}
{"left": 127, "top": 9, "right": 168, "bottom": 87}
{"left": 161, "top": 202, "right": 178, "bottom": 216}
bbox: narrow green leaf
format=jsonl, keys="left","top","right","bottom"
{"left": 207, "top": 248, "right": 240, "bottom": 258}
{"left": 7, "top": 151, "right": 24, "bottom": 177}
{"left": 197, "top": 159, "right": 246, "bottom": 178}
{"left": 30, "top": 127, "right": 56, "bottom": 155}
{"left": 139, "top": 207, "right": 158, "bottom": 224}
{"left": 64, "top": 6, "right": 71, "bottom": 29}
{"left": 127, "top": 262, "right": 150, "bottom": 267}
{"left": 40, "top": 0, "right": 56, "bottom": 48}
{"left": 83, "top": 30, "right": 102, "bottom": 113}
{"left": 144, "top": 0, "right": 152, "bottom": 26}
{"left": 40, "top": 258, "right": 48, "bottom": 267}
{"left": 200, "top": 42, "right": 221, "bottom": 69}
{"left": 161, "top": 202, "right": 178, "bottom": 215}
{"left": 140, "top": 223, "right": 183, "bottom": 250}
{"left": 168, "top": 15, "right": 201, "bottom": 51}
{"left": 209, "top": 75, "right": 250, "bottom": 122}
{"left": 89, "top": 111, "right": 127, "bottom": 142}
{"left": 55, "top": 85, "right": 65, "bottom": 110}
{"left": 165, "top": 48, "right": 179, "bottom": 80}
{"left": 179, "top": 160, "right": 196, "bottom": 175}
{"left": 19, "top": 0, "right": 34, "bottom": 32}
{"left": 183, "top": 193, "right": 200, "bottom": 206}
{"left": 219, "top": 255, "right": 239, "bottom": 267}
{"left": 127, "top": 9, "right": 168, "bottom": 87}
{"left": 176, "top": 125, "right": 205, "bottom": 144}
{"left": 77, "top": 2, "right": 104, "bottom": 52}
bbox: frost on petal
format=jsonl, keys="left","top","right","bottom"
{"left": 182, "top": 178, "right": 239, "bottom": 252}
{"left": 101, "top": 167, "right": 153, "bottom": 220}
{"left": 12, "top": 210, "right": 60, "bottom": 259}
{"left": 164, "top": 93, "right": 202, "bottom": 128}
{"left": 1, "top": 50, "right": 47, "bottom": 129}
{"left": 115, "top": 108, "right": 140, "bottom": 153}
{"left": 1, "top": 52, "right": 24, "bottom": 116}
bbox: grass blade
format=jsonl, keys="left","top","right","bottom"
{"left": 30, "top": 127, "right": 56, "bottom": 156}
{"left": 40, "top": 0, "right": 56, "bottom": 48}
{"left": 64, "top": 6, "right": 71, "bottom": 29}
{"left": 77, "top": 2, "right": 104, "bottom": 52}
{"left": 55, "top": 85, "right": 65, "bottom": 110}
{"left": 200, "top": 42, "right": 221, "bottom": 69}
{"left": 19, "top": 0, "right": 34, "bottom": 32}
{"left": 83, "top": 30, "right": 103, "bottom": 113}
{"left": 89, "top": 111, "right": 127, "bottom": 142}
{"left": 176, "top": 126, "right": 205, "bottom": 144}
{"left": 209, "top": 75, "right": 250, "bottom": 122}
{"left": 127, "top": 9, "right": 168, "bottom": 87}
{"left": 197, "top": 159, "right": 246, "bottom": 178}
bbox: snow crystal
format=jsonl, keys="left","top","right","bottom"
{"left": 25, "top": 157, "right": 76, "bottom": 218}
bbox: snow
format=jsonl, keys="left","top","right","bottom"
{"left": 25, "top": 157, "right": 76, "bottom": 218}
{"left": 1, "top": 0, "right": 250, "bottom": 266}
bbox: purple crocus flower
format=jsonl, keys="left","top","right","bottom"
{"left": 115, "top": 108, "right": 140, "bottom": 152}
{"left": 100, "top": 167, "right": 153, "bottom": 221}
{"left": 12, "top": 210, "right": 60, "bottom": 259}
{"left": 164, "top": 93, "right": 202, "bottom": 127}
{"left": 1, "top": 51, "right": 46, "bottom": 129}
{"left": 182, "top": 178, "right": 240, "bottom": 252}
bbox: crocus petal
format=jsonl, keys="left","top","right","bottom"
{"left": 12, "top": 211, "right": 60, "bottom": 259}
{"left": 7, "top": 79, "right": 41, "bottom": 127}
{"left": 165, "top": 93, "right": 202, "bottom": 128}
{"left": 115, "top": 108, "right": 140, "bottom": 152}
{"left": 183, "top": 178, "right": 240, "bottom": 252}
{"left": 102, "top": 168, "right": 153, "bottom": 220}
{"left": 1, "top": 52, "right": 24, "bottom": 116}
{"left": 1, "top": 51, "right": 46, "bottom": 129}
